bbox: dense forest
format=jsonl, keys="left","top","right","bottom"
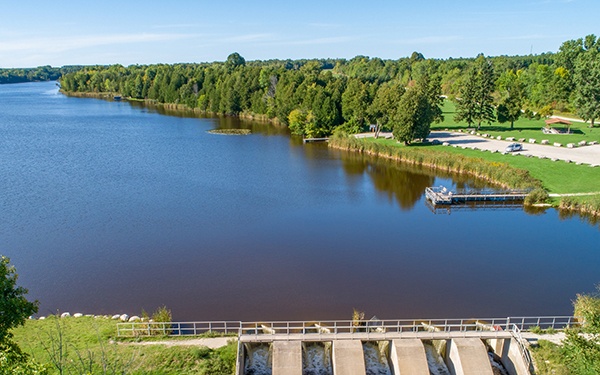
{"left": 0, "top": 66, "right": 83, "bottom": 84}
{"left": 59, "top": 34, "right": 600, "bottom": 141}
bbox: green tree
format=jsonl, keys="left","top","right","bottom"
{"left": 341, "top": 78, "right": 370, "bottom": 128}
{"left": 225, "top": 52, "right": 245, "bottom": 71}
{"left": 288, "top": 108, "right": 318, "bottom": 138}
{"left": 455, "top": 55, "right": 495, "bottom": 130}
{"left": 393, "top": 86, "right": 426, "bottom": 144}
{"left": 496, "top": 69, "right": 524, "bottom": 128}
{"left": 0, "top": 256, "right": 43, "bottom": 374}
{"left": 368, "top": 80, "right": 404, "bottom": 133}
{"left": 573, "top": 35, "right": 600, "bottom": 127}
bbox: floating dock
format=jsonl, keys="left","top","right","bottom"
{"left": 303, "top": 137, "right": 329, "bottom": 144}
{"left": 425, "top": 186, "right": 530, "bottom": 206}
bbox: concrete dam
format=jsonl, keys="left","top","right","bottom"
{"left": 116, "top": 316, "right": 580, "bottom": 375}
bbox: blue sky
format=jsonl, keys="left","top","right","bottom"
{"left": 0, "top": 0, "right": 596, "bottom": 67}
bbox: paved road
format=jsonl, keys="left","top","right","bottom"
{"left": 428, "top": 131, "right": 600, "bottom": 167}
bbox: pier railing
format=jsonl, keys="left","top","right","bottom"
{"left": 116, "top": 316, "right": 580, "bottom": 338}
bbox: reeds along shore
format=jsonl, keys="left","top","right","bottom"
{"left": 328, "top": 133, "right": 543, "bottom": 190}
{"left": 328, "top": 134, "right": 600, "bottom": 219}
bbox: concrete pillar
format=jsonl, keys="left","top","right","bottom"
{"left": 506, "top": 338, "right": 531, "bottom": 375}
{"left": 446, "top": 338, "right": 493, "bottom": 375}
{"left": 272, "top": 341, "right": 302, "bottom": 375}
{"left": 487, "top": 338, "right": 531, "bottom": 375}
{"left": 390, "top": 339, "right": 430, "bottom": 374}
{"left": 332, "top": 340, "right": 366, "bottom": 375}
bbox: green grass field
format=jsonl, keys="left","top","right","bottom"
{"left": 432, "top": 100, "right": 600, "bottom": 145}
{"left": 424, "top": 145, "right": 600, "bottom": 195}
{"left": 12, "top": 316, "right": 237, "bottom": 375}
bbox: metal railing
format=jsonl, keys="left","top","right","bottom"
{"left": 116, "top": 320, "right": 241, "bottom": 337}
{"left": 117, "top": 316, "right": 581, "bottom": 338}
{"left": 510, "top": 324, "right": 533, "bottom": 372}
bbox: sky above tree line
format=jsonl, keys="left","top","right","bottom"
{"left": 0, "top": 0, "right": 596, "bottom": 68}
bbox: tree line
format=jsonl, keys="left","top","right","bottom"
{"left": 0, "top": 66, "right": 82, "bottom": 84}
{"left": 59, "top": 34, "right": 600, "bottom": 142}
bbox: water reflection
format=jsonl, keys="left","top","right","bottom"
{"left": 334, "top": 149, "right": 495, "bottom": 211}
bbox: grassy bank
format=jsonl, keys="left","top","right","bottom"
{"left": 329, "top": 133, "right": 543, "bottom": 190}
{"left": 329, "top": 133, "right": 600, "bottom": 216}
{"left": 12, "top": 316, "right": 237, "bottom": 375}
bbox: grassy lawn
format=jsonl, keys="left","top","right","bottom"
{"left": 432, "top": 100, "right": 600, "bottom": 145}
{"left": 369, "top": 136, "right": 600, "bottom": 195}
{"left": 425, "top": 144, "right": 600, "bottom": 195}
{"left": 12, "top": 316, "right": 237, "bottom": 375}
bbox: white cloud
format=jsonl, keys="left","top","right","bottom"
{"left": 0, "top": 33, "right": 198, "bottom": 54}
{"left": 392, "top": 36, "right": 463, "bottom": 45}
{"left": 221, "top": 33, "right": 275, "bottom": 43}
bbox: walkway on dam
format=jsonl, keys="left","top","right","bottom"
{"left": 118, "top": 316, "right": 580, "bottom": 375}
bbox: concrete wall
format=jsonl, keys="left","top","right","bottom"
{"left": 487, "top": 338, "right": 531, "bottom": 375}
{"left": 332, "top": 340, "right": 366, "bottom": 375}
{"left": 390, "top": 339, "right": 430, "bottom": 374}
{"left": 446, "top": 338, "right": 493, "bottom": 375}
{"left": 272, "top": 341, "right": 302, "bottom": 375}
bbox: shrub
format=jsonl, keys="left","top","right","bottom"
{"left": 573, "top": 286, "right": 600, "bottom": 332}
{"left": 530, "top": 326, "right": 543, "bottom": 334}
{"left": 525, "top": 188, "right": 549, "bottom": 205}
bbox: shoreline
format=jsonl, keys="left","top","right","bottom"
{"left": 60, "top": 90, "right": 599, "bottom": 219}
{"left": 61, "top": 90, "right": 281, "bottom": 125}
{"left": 328, "top": 134, "right": 600, "bottom": 219}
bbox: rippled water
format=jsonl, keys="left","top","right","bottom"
{"left": 2, "top": 81, "right": 600, "bottom": 321}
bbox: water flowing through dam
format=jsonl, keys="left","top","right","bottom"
{"left": 424, "top": 341, "right": 451, "bottom": 375}
{"left": 243, "top": 343, "right": 272, "bottom": 375}
{"left": 302, "top": 342, "right": 332, "bottom": 375}
{"left": 363, "top": 341, "right": 392, "bottom": 375}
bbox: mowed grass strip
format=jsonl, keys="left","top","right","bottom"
{"left": 362, "top": 136, "right": 600, "bottom": 195}
{"left": 423, "top": 145, "right": 600, "bottom": 195}
{"left": 432, "top": 100, "right": 600, "bottom": 145}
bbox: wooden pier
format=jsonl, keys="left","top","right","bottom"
{"left": 303, "top": 137, "right": 329, "bottom": 144}
{"left": 425, "top": 186, "right": 530, "bottom": 206}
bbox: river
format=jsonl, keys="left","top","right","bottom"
{"left": 1, "top": 81, "right": 599, "bottom": 321}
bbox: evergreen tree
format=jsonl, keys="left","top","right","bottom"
{"left": 454, "top": 55, "right": 495, "bottom": 130}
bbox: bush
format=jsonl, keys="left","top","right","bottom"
{"left": 573, "top": 286, "right": 600, "bottom": 332}
{"left": 525, "top": 188, "right": 549, "bottom": 205}
{"left": 530, "top": 326, "right": 543, "bottom": 334}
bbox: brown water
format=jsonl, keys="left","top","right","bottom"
{"left": 2, "top": 82, "right": 599, "bottom": 321}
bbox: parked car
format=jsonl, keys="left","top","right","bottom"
{"left": 505, "top": 143, "right": 522, "bottom": 152}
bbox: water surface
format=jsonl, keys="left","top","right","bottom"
{"left": 1, "top": 81, "right": 599, "bottom": 321}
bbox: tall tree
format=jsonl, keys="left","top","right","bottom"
{"left": 496, "top": 69, "right": 524, "bottom": 128}
{"left": 573, "top": 35, "right": 600, "bottom": 127}
{"left": 0, "top": 256, "right": 41, "bottom": 373}
{"left": 368, "top": 80, "right": 404, "bottom": 133}
{"left": 392, "top": 69, "right": 442, "bottom": 144}
{"left": 341, "top": 78, "right": 370, "bottom": 128}
{"left": 455, "top": 55, "right": 495, "bottom": 130}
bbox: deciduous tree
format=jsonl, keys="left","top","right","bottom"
{"left": 573, "top": 35, "right": 600, "bottom": 127}
{"left": 496, "top": 69, "right": 524, "bottom": 128}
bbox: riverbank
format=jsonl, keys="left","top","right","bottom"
{"left": 61, "top": 90, "right": 281, "bottom": 125}
{"left": 329, "top": 133, "right": 600, "bottom": 218}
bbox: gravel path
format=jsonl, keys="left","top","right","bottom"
{"left": 130, "top": 337, "right": 234, "bottom": 348}
{"left": 428, "top": 131, "right": 600, "bottom": 167}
